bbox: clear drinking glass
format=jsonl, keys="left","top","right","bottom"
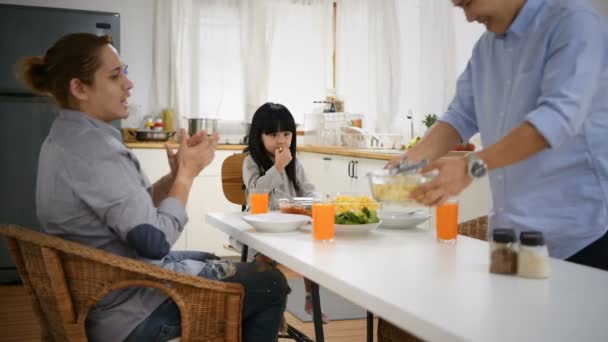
{"left": 436, "top": 198, "right": 459, "bottom": 243}
{"left": 312, "top": 200, "right": 335, "bottom": 241}
{"left": 249, "top": 187, "right": 269, "bottom": 214}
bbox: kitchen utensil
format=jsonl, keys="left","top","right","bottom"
{"left": 129, "top": 130, "right": 176, "bottom": 142}
{"left": 187, "top": 118, "right": 218, "bottom": 136}
{"left": 341, "top": 128, "right": 401, "bottom": 149}
{"left": 389, "top": 159, "right": 428, "bottom": 176}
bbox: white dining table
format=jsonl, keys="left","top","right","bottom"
{"left": 207, "top": 212, "right": 608, "bottom": 342}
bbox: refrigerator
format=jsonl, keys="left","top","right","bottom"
{"left": 0, "top": 4, "right": 120, "bottom": 284}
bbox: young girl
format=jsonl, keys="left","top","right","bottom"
{"left": 243, "top": 102, "right": 330, "bottom": 323}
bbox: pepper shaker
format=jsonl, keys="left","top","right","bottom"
{"left": 489, "top": 228, "right": 518, "bottom": 275}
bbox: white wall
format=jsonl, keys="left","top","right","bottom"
{"left": 0, "top": 0, "right": 154, "bottom": 116}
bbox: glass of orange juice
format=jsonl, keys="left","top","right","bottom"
{"left": 436, "top": 198, "right": 458, "bottom": 243}
{"left": 312, "top": 201, "right": 335, "bottom": 241}
{"left": 250, "top": 187, "right": 269, "bottom": 214}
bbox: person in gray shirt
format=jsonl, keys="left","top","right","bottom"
{"left": 20, "top": 33, "right": 288, "bottom": 342}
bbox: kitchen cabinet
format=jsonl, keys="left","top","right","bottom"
{"left": 297, "top": 151, "right": 338, "bottom": 194}
{"left": 298, "top": 152, "right": 385, "bottom": 195}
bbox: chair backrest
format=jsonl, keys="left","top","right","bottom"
{"left": 0, "top": 224, "right": 244, "bottom": 342}
{"left": 221, "top": 152, "right": 249, "bottom": 207}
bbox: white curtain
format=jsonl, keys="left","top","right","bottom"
{"left": 239, "top": 0, "right": 275, "bottom": 120}
{"left": 151, "top": 0, "right": 462, "bottom": 135}
{"left": 335, "top": 0, "right": 401, "bottom": 132}
{"left": 266, "top": 0, "right": 333, "bottom": 123}
{"left": 149, "top": 0, "right": 193, "bottom": 124}
{"left": 193, "top": 0, "right": 243, "bottom": 119}
{"left": 151, "top": 0, "right": 332, "bottom": 124}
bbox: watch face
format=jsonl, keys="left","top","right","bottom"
{"left": 471, "top": 162, "right": 487, "bottom": 178}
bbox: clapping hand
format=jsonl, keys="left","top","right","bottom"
{"left": 173, "top": 129, "right": 220, "bottom": 180}
{"left": 165, "top": 130, "right": 212, "bottom": 179}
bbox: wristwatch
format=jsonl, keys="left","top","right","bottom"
{"left": 465, "top": 152, "right": 488, "bottom": 179}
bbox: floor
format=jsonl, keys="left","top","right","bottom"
{"left": 0, "top": 285, "right": 41, "bottom": 342}
{"left": 0, "top": 265, "right": 377, "bottom": 341}
{"left": 278, "top": 265, "right": 378, "bottom": 342}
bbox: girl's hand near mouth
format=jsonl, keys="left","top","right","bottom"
{"left": 274, "top": 146, "right": 292, "bottom": 172}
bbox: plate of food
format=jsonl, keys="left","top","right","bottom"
{"left": 242, "top": 213, "right": 311, "bottom": 233}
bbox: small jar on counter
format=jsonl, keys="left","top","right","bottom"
{"left": 518, "top": 231, "right": 549, "bottom": 279}
{"left": 490, "top": 228, "right": 518, "bottom": 275}
{"left": 152, "top": 118, "right": 164, "bottom": 131}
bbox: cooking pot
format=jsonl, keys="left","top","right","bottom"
{"left": 188, "top": 118, "right": 218, "bottom": 136}
{"left": 130, "top": 130, "right": 176, "bottom": 142}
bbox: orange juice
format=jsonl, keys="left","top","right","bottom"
{"left": 436, "top": 200, "right": 458, "bottom": 242}
{"left": 312, "top": 203, "right": 335, "bottom": 241}
{"left": 250, "top": 193, "right": 269, "bottom": 214}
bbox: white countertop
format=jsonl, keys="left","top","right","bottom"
{"left": 207, "top": 212, "right": 608, "bottom": 342}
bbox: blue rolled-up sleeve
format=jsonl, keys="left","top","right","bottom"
{"left": 525, "top": 11, "right": 604, "bottom": 149}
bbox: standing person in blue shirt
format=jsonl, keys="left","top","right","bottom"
{"left": 389, "top": 0, "right": 608, "bottom": 270}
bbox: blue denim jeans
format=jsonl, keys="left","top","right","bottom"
{"left": 124, "top": 251, "right": 288, "bottom": 342}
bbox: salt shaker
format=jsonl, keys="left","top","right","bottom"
{"left": 489, "top": 228, "right": 518, "bottom": 275}
{"left": 518, "top": 231, "right": 549, "bottom": 278}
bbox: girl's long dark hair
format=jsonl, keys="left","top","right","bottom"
{"left": 246, "top": 102, "right": 300, "bottom": 194}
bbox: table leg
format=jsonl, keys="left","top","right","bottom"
{"left": 240, "top": 244, "right": 248, "bottom": 262}
{"left": 367, "top": 311, "right": 373, "bottom": 342}
{"left": 310, "top": 282, "right": 325, "bottom": 342}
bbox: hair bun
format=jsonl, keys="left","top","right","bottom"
{"left": 20, "top": 56, "right": 50, "bottom": 93}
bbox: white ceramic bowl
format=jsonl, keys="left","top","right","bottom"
{"left": 334, "top": 221, "right": 382, "bottom": 235}
{"left": 377, "top": 210, "right": 430, "bottom": 229}
{"left": 242, "top": 213, "right": 311, "bottom": 233}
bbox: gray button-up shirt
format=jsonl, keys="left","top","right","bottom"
{"left": 36, "top": 110, "right": 204, "bottom": 341}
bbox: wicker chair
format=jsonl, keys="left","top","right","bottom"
{"left": 0, "top": 224, "right": 244, "bottom": 342}
{"left": 377, "top": 216, "right": 489, "bottom": 342}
